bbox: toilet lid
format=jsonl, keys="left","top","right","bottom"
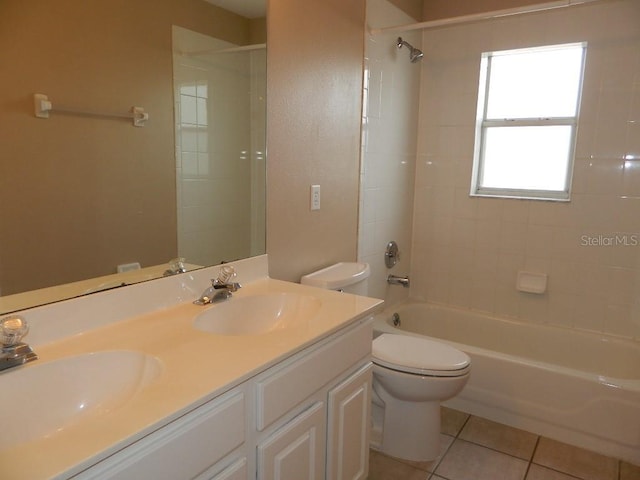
{"left": 372, "top": 334, "right": 471, "bottom": 377}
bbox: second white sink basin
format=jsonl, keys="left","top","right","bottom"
{"left": 0, "top": 350, "right": 162, "bottom": 450}
{"left": 193, "top": 293, "right": 321, "bottom": 336}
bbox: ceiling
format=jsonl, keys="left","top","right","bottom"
{"left": 204, "top": 0, "right": 266, "bottom": 19}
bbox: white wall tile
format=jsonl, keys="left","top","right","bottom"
{"left": 408, "top": 0, "right": 640, "bottom": 339}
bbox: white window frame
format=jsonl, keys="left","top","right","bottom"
{"left": 471, "top": 43, "right": 587, "bottom": 201}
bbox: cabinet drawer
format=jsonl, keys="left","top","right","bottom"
{"left": 257, "top": 318, "right": 372, "bottom": 430}
{"left": 77, "top": 390, "right": 246, "bottom": 479}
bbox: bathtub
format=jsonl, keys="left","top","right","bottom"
{"left": 373, "top": 302, "right": 640, "bottom": 465}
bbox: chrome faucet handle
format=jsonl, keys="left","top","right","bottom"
{"left": 216, "top": 265, "right": 237, "bottom": 284}
{"left": 164, "top": 257, "right": 187, "bottom": 276}
{"left": 1, "top": 315, "right": 30, "bottom": 347}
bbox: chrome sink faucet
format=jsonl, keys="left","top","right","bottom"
{"left": 194, "top": 265, "right": 242, "bottom": 305}
{"left": 1, "top": 316, "right": 38, "bottom": 372}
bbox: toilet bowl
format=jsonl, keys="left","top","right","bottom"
{"left": 371, "top": 333, "right": 470, "bottom": 462}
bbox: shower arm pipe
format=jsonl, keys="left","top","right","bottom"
{"left": 369, "top": 0, "right": 602, "bottom": 35}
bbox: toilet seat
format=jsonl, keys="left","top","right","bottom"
{"left": 372, "top": 334, "right": 470, "bottom": 377}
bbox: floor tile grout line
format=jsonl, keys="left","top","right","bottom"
{"left": 453, "top": 434, "right": 537, "bottom": 465}
{"left": 522, "top": 436, "right": 541, "bottom": 480}
{"left": 428, "top": 412, "right": 473, "bottom": 478}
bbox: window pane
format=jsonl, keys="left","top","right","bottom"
{"left": 481, "top": 126, "right": 572, "bottom": 191}
{"left": 486, "top": 45, "right": 583, "bottom": 119}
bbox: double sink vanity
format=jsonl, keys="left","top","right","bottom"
{"left": 0, "top": 255, "right": 383, "bottom": 480}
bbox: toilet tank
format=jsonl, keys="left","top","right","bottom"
{"left": 300, "top": 262, "right": 370, "bottom": 295}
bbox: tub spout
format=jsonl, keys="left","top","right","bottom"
{"left": 387, "top": 274, "right": 410, "bottom": 288}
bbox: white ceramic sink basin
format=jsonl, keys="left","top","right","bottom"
{"left": 0, "top": 350, "right": 162, "bottom": 449}
{"left": 193, "top": 293, "right": 322, "bottom": 336}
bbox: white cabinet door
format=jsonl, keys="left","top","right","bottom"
{"left": 257, "top": 402, "right": 326, "bottom": 480}
{"left": 326, "top": 363, "right": 373, "bottom": 480}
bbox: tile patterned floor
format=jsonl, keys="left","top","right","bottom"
{"left": 368, "top": 408, "right": 640, "bottom": 480}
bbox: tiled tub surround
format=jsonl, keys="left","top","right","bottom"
{"left": 359, "top": 0, "right": 421, "bottom": 303}
{"left": 411, "top": 0, "right": 640, "bottom": 339}
{"left": 0, "top": 255, "right": 383, "bottom": 479}
{"left": 374, "top": 303, "right": 640, "bottom": 465}
{"left": 368, "top": 408, "right": 640, "bottom": 480}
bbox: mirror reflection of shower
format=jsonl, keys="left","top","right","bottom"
{"left": 172, "top": 26, "right": 267, "bottom": 267}
{"left": 397, "top": 37, "right": 423, "bottom": 63}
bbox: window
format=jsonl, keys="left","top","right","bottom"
{"left": 471, "top": 43, "right": 586, "bottom": 200}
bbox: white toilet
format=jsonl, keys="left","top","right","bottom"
{"left": 301, "top": 262, "right": 471, "bottom": 462}
{"left": 371, "top": 333, "right": 470, "bottom": 461}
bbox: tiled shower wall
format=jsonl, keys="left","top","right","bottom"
{"left": 411, "top": 0, "right": 640, "bottom": 339}
{"left": 359, "top": 0, "right": 421, "bottom": 302}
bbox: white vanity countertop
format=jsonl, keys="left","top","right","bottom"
{"left": 0, "top": 256, "right": 383, "bottom": 480}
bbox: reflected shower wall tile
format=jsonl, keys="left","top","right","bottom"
{"left": 197, "top": 153, "right": 209, "bottom": 176}
{"left": 181, "top": 152, "right": 198, "bottom": 176}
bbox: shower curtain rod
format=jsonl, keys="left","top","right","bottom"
{"left": 181, "top": 43, "right": 266, "bottom": 57}
{"left": 369, "top": 0, "right": 602, "bottom": 35}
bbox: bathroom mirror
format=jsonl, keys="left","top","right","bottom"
{"left": 0, "top": 0, "right": 266, "bottom": 313}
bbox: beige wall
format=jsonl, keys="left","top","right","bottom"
{"left": 0, "top": 0, "right": 260, "bottom": 295}
{"left": 266, "top": 0, "right": 366, "bottom": 282}
{"left": 388, "top": 0, "right": 423, "bottom": 20}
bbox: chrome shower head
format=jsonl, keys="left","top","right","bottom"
{"left": 397, "top": 37, "right": 423, "bottom": 63}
